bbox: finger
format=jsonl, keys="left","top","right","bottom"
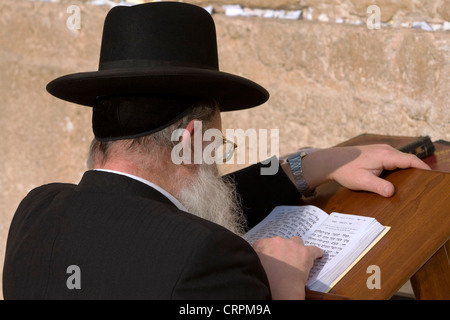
{"left": 406, "top": 155, "right": 431, "bottom": 170}
{"left": 385, "top": 152, "right": 431, "bottom": 171}
{"left": 291, "top": 236, "right": 305, "bottom": 245}
{"left": 308, "top": 246, "right": 324, "bottom": 259}
{"left": 291, "top": 237, "right": 323, "bottom": 259}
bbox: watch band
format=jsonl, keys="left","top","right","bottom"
{"left": 287, "top": 151, "right": 316, "bottom": 197}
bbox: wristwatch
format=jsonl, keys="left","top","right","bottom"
{"left": 287, "top": 151, "right": 316, "bottom": 197}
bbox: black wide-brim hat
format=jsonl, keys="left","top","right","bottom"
{"left": 46, "top": 2, "right": 269, "bottom": 140}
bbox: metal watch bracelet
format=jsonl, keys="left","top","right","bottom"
{"left": 287, "top": 151, "right": 316, "bottom": 197}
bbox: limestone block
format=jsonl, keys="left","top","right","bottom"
{"left": 437, "top": 0, "right": 450, "bottom": 21}
{"left": 191, "top": 0, "right": 450, "bottom": 23}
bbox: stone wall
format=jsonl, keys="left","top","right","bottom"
{"left": 0, "top": 0, "right": 449, "bottom": 298}
{"left": 57, "top": 0, "right": 450, "bottom": 24}
{"left": 193, "top": 0, "right": 450, "bottom": 24}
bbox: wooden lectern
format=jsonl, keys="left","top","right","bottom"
{"left": 303, "top": 134, "right": 450, "bottom": 300}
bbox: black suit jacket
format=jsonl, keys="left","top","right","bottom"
{"left": 3, "top": 162, "right": 300, "bottom": 299}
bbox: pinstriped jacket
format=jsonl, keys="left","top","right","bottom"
{"left": 3, "top": 163, "right": 300, "bottom": 299}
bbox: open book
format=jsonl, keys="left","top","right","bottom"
{"left": 243, "top": 205, "right": 390, "bottom": 293}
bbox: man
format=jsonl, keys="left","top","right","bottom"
{"left": 3, "top": 2, "right": 429, "bottom": 300}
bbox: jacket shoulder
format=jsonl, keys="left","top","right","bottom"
{"left": 12, "top": 182, "right": 76, "bottom": 225}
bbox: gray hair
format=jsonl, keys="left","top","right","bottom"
{"left": 87, "top": 99, "right": 218, "bottom": 169}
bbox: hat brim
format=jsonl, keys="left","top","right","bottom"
{"left": 46, "top": 66, "right": 269, "bottom": 111}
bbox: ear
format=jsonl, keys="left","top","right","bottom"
{"left": 181, "top": 119, "right": 197, "bottom": 150}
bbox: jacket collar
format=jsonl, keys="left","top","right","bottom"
{"left": 76, "top": 170, "right": 180, "bottom": 209}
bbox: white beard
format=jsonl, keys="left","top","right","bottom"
{"left": 176, "top": 164, "right": 247, "bottom": 235}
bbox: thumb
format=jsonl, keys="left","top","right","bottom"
{"left": 378, "top": 180, "right": 395, "bottom": 197}
{"left": 362, "top": 174, "right": 395, "bottom": 197}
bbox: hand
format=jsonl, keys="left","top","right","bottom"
{"left": 253, "top": 236, "right": 323, "bottom": 300}
{"left": 302, "top": 144, "right": 431, "bottom": 197}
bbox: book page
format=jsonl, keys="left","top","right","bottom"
{"left": 305, "top": 213, "right": 382, "bottom": 290}
{"left": 242, "top": 205, "right": 329, "bottom": 245}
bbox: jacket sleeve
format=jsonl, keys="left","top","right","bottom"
{"left": 224, "top": 158, "right": 301, "bottom": 229}
{"left": 171, "top": 229, "right": 272, "bottom": 300}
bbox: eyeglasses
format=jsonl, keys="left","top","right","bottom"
{"left": 221, "top": 137, "right": 237, "bottom": 162}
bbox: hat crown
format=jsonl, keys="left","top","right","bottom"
{"left": 99, "top": 2, "right": 219, "bottom": 71}
{"left": 46, "top": 2, "right": 269, "bottom": 111}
